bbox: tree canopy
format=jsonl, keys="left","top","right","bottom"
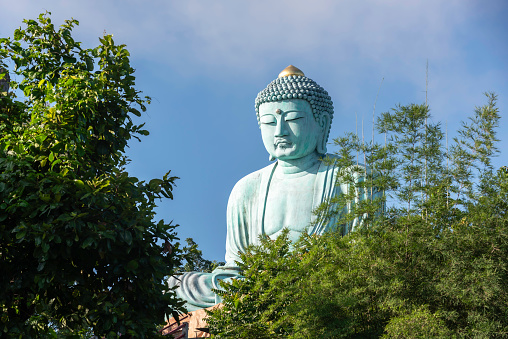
{"left": 178, "top": 238, "right": 225, "bottom": 274}
{"left": 0, "top": 13, "right": 185, "bottom": 337}
{"left": 206, "top": 95, "right": 508, "bottom": 338}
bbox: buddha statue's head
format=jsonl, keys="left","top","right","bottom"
{"left": 255, "top": 65, "right": 334, "bottom": 161}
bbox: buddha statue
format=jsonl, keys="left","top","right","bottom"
{"left": 168, "top": 65, "right": 368, "bottom": 311}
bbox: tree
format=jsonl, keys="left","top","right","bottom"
{"left": 178, "top": 238, "right": 225, "bottom": 274}
{"left": 206, "top": 95, "right": 508, "bottom": 338}
{"left": 206, "top": 229, "right": 300, "bottom": 338}
{"left": 0, "top": 13, "right": 185, "bottom": 337}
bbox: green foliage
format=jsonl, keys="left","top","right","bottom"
{"left": 206, "top": 95, "right": 508, "bottom": 338}
{"left": 0, "top": 13, "right": 185, "bottom": 337}
{"left": 178, "top": 238, "right": 225, "bottom": 273}
{"left": 206, "top": 229, "right": 302, "bottom": 338}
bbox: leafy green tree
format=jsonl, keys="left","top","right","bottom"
{"left": 178, "top": 238, "right": 225, "bottom": 274}
{"left": 205, "top": 229, "right": 301, "bottom": 338}
{"left": 206, "top": 95, "right": 508, "bottom": 338}
{"left": 0, "top": 13, "right": 185, "bottom": 337}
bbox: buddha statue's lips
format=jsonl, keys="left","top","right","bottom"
{"left": 274, "top": 140, "right": 293, "bottom": 147}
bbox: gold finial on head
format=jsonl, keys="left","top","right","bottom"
{"left": 278, "top": 65, "right": 305, "bottom": 78}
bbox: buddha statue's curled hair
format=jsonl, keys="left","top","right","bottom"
{"left": 255, "top": 74, "right": 334, "bottom": 145}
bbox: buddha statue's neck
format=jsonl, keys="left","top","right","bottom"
{"left": 276, "top": 151, "right": 321, "bottom": 175}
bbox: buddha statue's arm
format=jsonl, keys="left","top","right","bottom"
{"left": 223, "top": 170, "right": 263, "bottom": 268}
{"left": 167, "top": 172, "right": 263, "bottom": 312}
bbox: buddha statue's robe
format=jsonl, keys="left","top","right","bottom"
{"left": 168, "top": 155, "right": 368, "bottom": 312}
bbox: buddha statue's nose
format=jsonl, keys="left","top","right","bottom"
{"left": 274, "top": 118, "right": 289, "bottom": 137}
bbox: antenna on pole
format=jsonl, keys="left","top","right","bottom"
{"left": 425, "top": 60, "right": 429, "bottom": 107}
{"left": 424, "top": 60, "right": 429, "bottom": 217}
{"left": 446, "top": 121, "right": 449, "bottom": 208}
{"left": 372, "top": 77, "right": 384, "bottom": 145}
{"left": 356, "top": 112, "right": 359, "bottom": 166}
{"left": 371, "top": 78, "right": 384, "bottom": 205}
{"left": 362, "top": 116, "right": 366, "bottom": 178}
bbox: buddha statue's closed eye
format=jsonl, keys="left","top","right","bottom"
{"left": 168, "top": 65, "right": 369, "bottom": 311}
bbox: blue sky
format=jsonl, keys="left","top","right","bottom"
{"left": 2, "top": 1, "right": 507, "bottom": 262}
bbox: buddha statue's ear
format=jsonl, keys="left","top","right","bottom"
{"left": 317, "top": 114, "right": 329, "bottom": 155}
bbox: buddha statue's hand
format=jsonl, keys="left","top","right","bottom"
{"left": 211, "top": 266, "right": 243, "bottom": 304}
{"left": 211, "top": 266, "right": 242, "bottom": 288}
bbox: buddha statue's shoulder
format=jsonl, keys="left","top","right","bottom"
{"left": 229, "top": 162, "right": 276, "bottom": 200}
{"left": 320, "top": 154, "right": 368, "bottom": 173}
{"left": 316, "top": 154, "right": 341, "bottom": 174}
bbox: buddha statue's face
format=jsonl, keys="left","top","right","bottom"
{"left": 259, "top": 99, "right": 321, "bottom": 161}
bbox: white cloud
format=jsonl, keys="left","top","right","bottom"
{"left": 1, "top": 0, "right": 475, "bottom": 72}
{"left": 141, "top": 0, "right": 474, "bottom": 77}
{"left": 2, "top": 0, "right": 504, "bottom": 120}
